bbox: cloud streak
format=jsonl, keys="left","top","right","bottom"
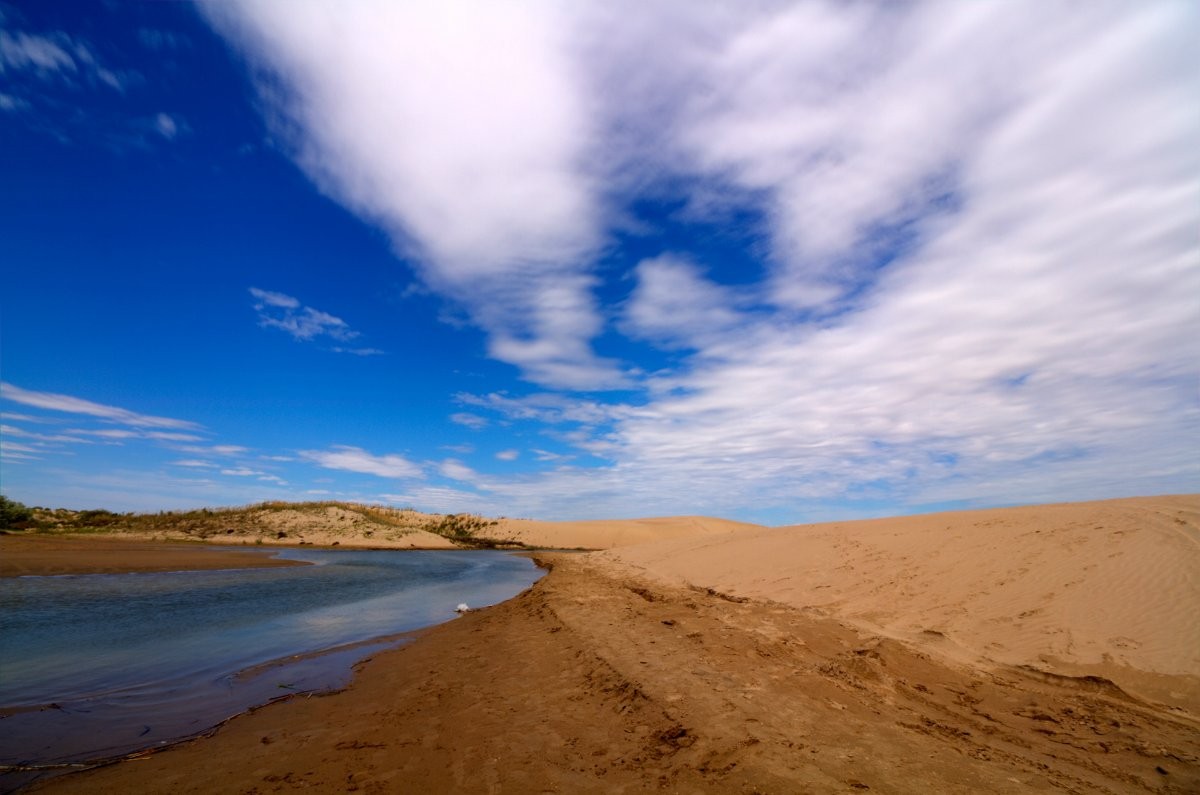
{"left": 1, "top": 382, "right": 203, "bottom": 431}
{"left": 299, "top": 446, "right": 423, "bottom": 480}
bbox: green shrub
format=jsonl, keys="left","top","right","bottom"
{"left": 0, "top": 495, "right": 34, "bottom": 528}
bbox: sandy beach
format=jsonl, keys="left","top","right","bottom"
{"left": 18, "top": 495, "right": 1200, "bottom": 793}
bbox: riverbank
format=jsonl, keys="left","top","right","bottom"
{"left": 0, "top": 535, "right": 307, "bottom": 577}
{"left": 22, "top": 496, "right": 1200, "bottom": 792}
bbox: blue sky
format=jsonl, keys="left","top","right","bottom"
{"left": 2, "top": 1, "right": 1197, "bottom": 525}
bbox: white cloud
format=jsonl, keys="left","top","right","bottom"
{"left": 249, "top": 287, "right": 360, "bottom": 343}
{"left": 300, "top": 445, "right": 423, "bottom": 480}
{"left": 155, "top": 112, "right": 178, "bottom": 139}
{"left": 0, "top": 413, "right": 48, "bottom": 423}
{"left": 424, "top": 2, "right": 1199, "bottom": 521}
{"left": 458, "top": 391, "right": 622, "bottom": 427}
{"left": 173, "top": 460, "right": 217, "bottom": 468}
{"left": 439, "top": 459, "right": 480, "bottom": 484}
{"left": 0, "top": 383, "right": 203, "bottom": 430}
{"left": 249, "top": 287, "right": 300, "bottom": 309}
{"left": 68, "top": 428, "right": 138, "bottom": 439}
{"left": 221, "top": 467, "right": 265, "bottom": 477}
{"left": 145, "top": 431, "right": 204, "bottom": 442}
{"left": 66, "top": 428, "right": 203, "bottom": 442}
{"left": 531, "top": 449, "right": 572, "bottom": 463}
{"left": 0, "top": 31, "right": 76, "bottom": 74}
{"left": 190, "top": 2, "right": 1198, "bottom": 521}
{"left": 449, "top": 412, "right": 487, "bottom": 430}
{"left": 1, "top": 424, "right": 90, "bottom": 444}
{"left": 0, "top": 92, "right": 28, "bottom": 112}
{"left": 622, "top": 255, "right": 745, "bottom": 350}
{"left": 0, "top": 28, "right": 126, "bottom": 92}
{"left": 176, "top": 445, "right": 249, "bottom": 457}
{"left": 1, "top": 440, "right": 42, "bottom": 459}
{"left": 495, "top": 449, "right": 519, "bottom": 462}
{"left": 204, "top": 2, "right": 621, "bottom": 389}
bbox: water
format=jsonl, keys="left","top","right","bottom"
{"left": 0, "top": 548, "right": 543, "bottom": 781}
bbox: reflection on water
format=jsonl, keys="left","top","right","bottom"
{"left": 0, "top": 548, "right": 542, "bottom": 778}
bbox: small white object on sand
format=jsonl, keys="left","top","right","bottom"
{"left": 455, "top": 603, "right": 471, "bottom": 613}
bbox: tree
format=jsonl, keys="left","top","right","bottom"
{"left": 0, "top": 495, "right": 33, "bottom": 528}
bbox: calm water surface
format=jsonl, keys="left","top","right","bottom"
{"left": 0, "top": 548, "right": 542, "bottom": 778}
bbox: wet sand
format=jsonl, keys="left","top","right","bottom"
{"left": 20, "top": 496, "right": 1200, "bottom": 792}
{"left": 0, "top": 535, "right": 305, "bottom": 577}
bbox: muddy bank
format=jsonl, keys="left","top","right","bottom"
{"left": 0, "top": 535, "right": 306, "bottom": 577}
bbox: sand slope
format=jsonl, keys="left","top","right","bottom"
{"left": 489, "top": 514, "right": 763, "bottom": 549}
{"left": 600, "top": 495, "right": 1200, "bottom": 711}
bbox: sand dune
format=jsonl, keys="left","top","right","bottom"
{"left": 21, "top": 495, "right": 1200, "bottom": 792}
{"left": 599, "top": 495, "right": 1200, "bottom": 711}
{"left": 489, "top": 514, "right": 763, "bottom": 549}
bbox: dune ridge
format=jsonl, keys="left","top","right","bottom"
{"left": 599, "top": 494, "right": 1200, "bottom": 711}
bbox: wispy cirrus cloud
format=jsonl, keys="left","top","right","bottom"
{"left": 1, "top": 382, "right": 202, "bottom": 430}
{"left": 0, "top": 424, "right": 91, "bottom": 444}
{"left": 172, "top": 459, "right": 217, "bottom": 469}
{"left": 175, "top": 445, "right": 248, "bottom": 457}
{"left": 299, "top": 445, "right": 423, "bottom": 480}
{"left": 249, "top": 287, "right": 385, "bottom": 355}
{"left": 0, "top": 440, "right": 41, "bottom": 460}
{"left": 249, "top": 287, "right": 359, "bottom": 342}
{"left": 0, "top": 28, "right": 123, "bottom": 89}
{"left": 449, "top": 412, "right": 488, "bottom": 430}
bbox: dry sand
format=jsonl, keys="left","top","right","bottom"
{"left": 23, "top": 495, "right": 1200, "bottom": 793}
{"left": 0, "top": 535, "right": 305, "bottom": 577}
{"left": 599, "top": 495, "right": 1200, "bottom": 712}
{"left": 241, "top": 506, "right": 459, "bottom": 550}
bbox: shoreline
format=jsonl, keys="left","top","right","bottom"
{"left": 0, "top": 535, "right": 310, "bottom": 578}
{"left": 32, "top": 552, "right": 1200, "bottom": 793}
{"left": 1, "top": 544, "right": 547, "bottom": 792}
{"left": 8, "top": 496, "right": 1198, "bottom": 793}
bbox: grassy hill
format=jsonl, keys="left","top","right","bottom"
{"left": 4, "top": 500, "right": 518, "bottom": 550}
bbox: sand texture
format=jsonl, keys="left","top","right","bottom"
{"left": 600, "top": 495, "right": 1200, "bottom": 712}
{"left": 36, "top": 550, "right": 1199, "bottom": 794}
{"left": 0, "top": 535, "right": 305, "bottom": 577}
{"left": 234, "top": 507, "right": 459, "bottom": 550}
{"left": 24, "top": 495, "right": 1200, "bottom": 793}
